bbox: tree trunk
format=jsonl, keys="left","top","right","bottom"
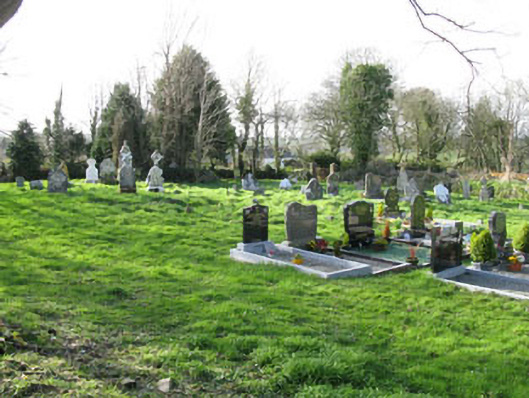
{"left": 274, "top": 114, "right": 280, "bottom": 172}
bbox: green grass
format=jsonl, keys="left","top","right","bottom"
{"left": 1, "top": 180, "right": 529, "bottom": 397}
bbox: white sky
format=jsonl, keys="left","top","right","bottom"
{"left": 0, "top": 0, "right": 528, "bottom": 135}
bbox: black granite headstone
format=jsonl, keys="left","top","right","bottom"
{"left": 243, "top": 204, "right": 269, "bottom": 244}
{"left": 431, "top": 222, "right": 464, "bottom": 273}
{"left": 343, "top": 201, "right": 375, "bottom": 247}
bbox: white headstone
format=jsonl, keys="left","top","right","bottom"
{"left": 146, "top": 150, "right": 164, "bottom": 192}
{"left": 279, "top": 178, "right": 292, "bottom": 190}
{"left": 85, "top": 158, "right": 99, "bottom": 183}
{"left": 434, "top": 183, "right": 451, "bottom": 204}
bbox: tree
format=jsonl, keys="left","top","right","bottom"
{"left": 7, "top": 120, "right": 42, "bottom": 179}
{"left": 304, "top": 77, "right": 345, "bottom": 158}
{"left": 340, "top": 62, "right": 393, "bottom": 171}
{"left": 400, "top": 88, "right": 458, "bottom": 168}
{"left": 92, "top": 83, "right": 149, "bottom": 171}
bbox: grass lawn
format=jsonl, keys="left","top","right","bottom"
{"left": 2, "top": 180, "right": 529, "bottom": 397}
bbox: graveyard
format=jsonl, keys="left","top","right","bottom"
{"left": 3, "top": 176, "right": 529, "bottom": 398}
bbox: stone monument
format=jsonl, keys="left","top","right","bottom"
{"left": 364, "top": 173, "right": 383, "bottom": 199}
{"left": 48, "top": 164, "right": 68, "bottom": 193}
{"left": 242, "top": 203, "right": 269, "bottom": 243}
{"left": 343, "top": 201, "right": 375, "bottom": 247}
{"left": 30, "top": 180, "right": 43, "bottom": 190}
{"left": 410, "top": 194, "right": 426, "bottom": 237}
{"left": 242, "top": 173, "right": 259, "bottom": 191}
{"left": 396, "top": 166, "right": 409, "bottom": 193}
{"left": 283, "top": 202, "right": 317, "bottom": 248}
{"left": 384, "top": 188, "right": 400, "bottom": 218}
{"left": 146, "top": 150, "right": 164, "bottom": 192}
{"left": 326, "top": 163, "right": 339, "bottom": 196}
{"left": 431, "top": 222, "right": 464, "bottom": 273}
{"left": 489, "top": 211, "right": 507, "bottom": 249}
{"left": 100, "top": 158, "right": 117, "bottom": 185}
{"left": 15, "top": 176, "right": 25, "bottom": 187}
{"left": 434, "top": 182, "right": 451, "bottom": 204}
{"left": 461, "top": 179, "right": 471, "bottom": 199}
{"left": 118, "top": 141, "right": 136, "bottom": 193}
{"left": 85, "top": 158, "right": 99, "bottom": 184}
{"left": 279, "top": 178, "right": 292, "bottom": 190}
{"left": 302, "top": 178, "right": 323, "bottom": 200}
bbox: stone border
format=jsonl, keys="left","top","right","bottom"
{"left": 230, "top": 241, "right": 372, "bottom": 279}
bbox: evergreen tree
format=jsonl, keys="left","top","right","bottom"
{"left": 7, "top": 120, "right": 43, "bottom": 179}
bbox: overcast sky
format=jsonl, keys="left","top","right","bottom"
{"left": 0, "top": 0, "right": 527, "bottom": 135}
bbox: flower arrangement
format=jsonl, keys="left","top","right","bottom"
{"left": 508, "top": 255, "right": 523, "bottom": 272}
{"left": 292, "top": 253, "right": 304, "bottom": 265}
{"left": 308, "top": 239, "right": 328, "bottom": 253}
{"left": 406, "top": 246, "right": 419, "bottom": 266}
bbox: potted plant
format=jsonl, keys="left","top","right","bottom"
{"left": 508, "top": 255, "right": 523, "bottom": 272}
{"left": 513, "top": 223, "right": 529, "bottom": 263}
{"left": 292, "top": 253, "right": 304, "bottom": 265}
{"left": 470, "top": 230, "right": 497, "bottom": 269}
{"left": 406, "top": 246, "right": 419, "bottom": 266}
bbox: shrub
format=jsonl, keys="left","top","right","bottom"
{"left": 513, "top": 223, "right": 529, "bottom": 253}
{"left": 254, "top": 165, "right": 287, "bottom": 180}
{"left": 307, "top": 151, "right": 340, "bottom": 168}
{"left": 470, "top": 230, "right": 497, "bottom": 263}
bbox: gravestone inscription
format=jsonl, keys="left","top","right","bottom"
{"left": 284, "top": 202, "right": 317, "bottom": 247}
{"left": 343, "top": 201, "right": 375, "bottom": 246}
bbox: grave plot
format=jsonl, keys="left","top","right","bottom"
{"left": 230, "top": 241, "right": 372, "bottom": 279}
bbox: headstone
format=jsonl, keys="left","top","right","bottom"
{"left": 326, "top": 163, "right": 339, "bottom": 196}
{"left": 15, "top": 176, "right": 25, "bottom": 187}
{"left": 433, "top": 183, "right": 451, "bottom": 204}
{"left": 462, "top": 179, "right": 471, "bottom": 199}
{"left": 30, "top": 180, "right": 43, "bottom": 190}
{"left": 404, "top": 178, "right": 420, "bottom": 200}
{"left": 242, "top": 203, "right": 269, "bottom": 243}
{"left": 242, "top": 173, "right": 259, "bottom": 191}
{"left": 479, "top": 177, "right": 490, "bottom": 201}
{"left": 47, "top": 166, "right": 68, "bottom": 193}
{"left": 384, "top": 188, "right": 400, "bottom": 217}
{"left": 396, "top": 166, "right": 409, "bottom": 193}
{"left": 146, "top": 150, "right": 164, "bottom": 192}
{"left": 85, "top": 158, "right": 99, "bottom": 183}
{"left": 410, "top": 194, "right": 426, "bottom": 237}
{"left": 118, "top": 141, "right": 136, "bottom": 193}
{"left": 100, "top": 158, "right": 117, "bottom": 185}
{"left": 284, "top": 202, "right": 317, "bottom": 247}
{"left": 431, "top": 222, "right": 464, "bottom": 273}
{"left": 343, "top": 201, "right": 375, "bottom": 247}
{"left": 489, "top": 211, "right": 507, "bottom": 249}
{"left": 279, "top": 178, "right": 292, "bottom": 190}
{"left": 302, "top": 178, "right": 323, "bottom": 200}
{"left": 364, "top": 173, "right": 383, "bottom": 199}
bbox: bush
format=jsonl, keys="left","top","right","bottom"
{"left": 470, "top": 230, "right": 497, "bottom": 263}
{"left": 214, "top": 168, "right": 234, "bottom": 179}
{"left": 513, "top": 223, "right": 529, "bottom": 253}
{"left": 254, "top": 165, "right": 287, "bottom": 180}
{"left": 307, "top": 151, "right": 340, "bottom": 168}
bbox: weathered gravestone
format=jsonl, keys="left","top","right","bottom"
{"left": 434, "top": 182, "right": 451, "bottom": 204}
{"left": 279, "top": 178, "right": 292, "bottom": 190}
{"left": 364, "top": 173, "right": 383, "bottom": 199}
{"left": 30, "top": 180, "right": 43, "bottom": 190}
{"left": 242, "top": 173, "right": 259, "bottom": 191}
{"left": 15, "top": 176, "right": 25, "bottom": 187}
{"left": 479, "top": 177, "right": 495, "bottom": 201}
{"left": 100, "top": 158, "right": 116, "bottom": 185}
{"left": 302, "top": 178, "right": 323, "bottom": 200}
{"left": 404, "top": 178, "right": 420, "bottom": 200}
{"left": 85, "top": 158, "right": 99, "bottom": 183}
{"left": 283, "top": 202, "right": 317, "bottom": 247}
{"left": 462, "top": 179, "right": 471, "bottom": 199}
{"left": 119, "top": 141, "right": 136, "bottom": 193}
{"left": 242, "top": 203, "right": 269, "bottom": 243}
{"left": 146, "top": 150, "right": 164, "bottom": 192}
{"left": 489, "top": 211, "right": 507, "bottom": 249}
{"left": 48, "top": 166, "right": 68, "bottom": 193}
{"left": 410, "top": 194, "right": 426, "bottom": 237}
{"left": 384, "top": 188, "right": 400, "bottom": 218}
{"left": 326, "top": 163, "right": 339, "bottom": 196}
{"left": 343, "top": 201, "right": 375, "bottom": 247}
{"left": 396, "top": 166, "right": 409, "bottom": 193}
{"left": 431, "top": 222, "right": 464, "bottom": 273}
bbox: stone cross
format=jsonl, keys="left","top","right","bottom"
{"left": 85, "top": 158, "right": 99, "bottom": 183}
{"left": 243, "top": 203, "right": 269, "bottom": 244}
{"left": 284, "top": 202, "right": 317, "bottom": 248}
{"left": 343, "top": 201, "right": 375, "bottom": 247}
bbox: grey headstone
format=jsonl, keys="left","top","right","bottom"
{"left": 326, "top": 163, "right": 339, "bottom": 196}
{"left": 243, "top": 204, "right": 269, "bottom": 244}
{"left": 364, "top": 173, "right": 383, "bottom": 199}
{"left": 242, "top": 173, "right": 259, "bottom": 191}
{"left": 462, "top": 179, "right": 471, "bottom": 199}
{"left": 284, "top": 202, "right": 317, "bottom": 247}
{"left": 343, "top": 201, "right": 375, "bottom": 246}
{"left": 119, "top": 141, "right": 136, "bottom": 193}
{"left": 146, "top": 150, "right": 164, "bottom": 192}
{"left": 404, "top": 178, "right": 420, "bottom": 200}
{"left": 396, "top": 166, "right": 409, "bottom": 193}
{"left": 303, "top": 178, "right": 323, "bottom": 200}
{"left": 489, "top": 211, "right": 507, "bottom": 248}
{"left": 431, "top": 222, "right": 464, "bottom": 273}
{"left": 48, "top": 167, "right": 68, "bottom": 193}
{"left": 15, "top": 176, "right": 25, "bottom": 187}
{"left": 100, "top": 158, "right": 116, "bottom": 185}
{"left": 30, "top": 180, "right": 43, "bottom": 190}
{"left": 479, "top": 177, "right": 490, "bottom": 201}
